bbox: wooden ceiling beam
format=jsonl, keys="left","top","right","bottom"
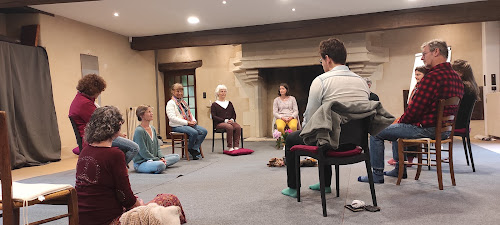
{"left": 158, "top": 60, "right": 203, "bottom": 72}
{"left": 131, "top": 0, "right": 500, "bottom": 51}
{"left": 0, "top": 0, "right": 99, "bottom": 9}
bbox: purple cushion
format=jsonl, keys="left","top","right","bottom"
{"left": 290, "top": 145, "right": 362, "bottom": 157}
{"left": 223, "top": 148, "right": 254, "bottom": 156}
{"left": 72, "top": 146, "right": 80, "bottom": 155}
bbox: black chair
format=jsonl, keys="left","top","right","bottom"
{"left": 454, "top": 100, "right": 476, "bottom": 172}
{"left": 291, "top": 116, "right": 376, "bottom": 217}
{"left": 212, "top": 121, "right": 244, "bottom": 152}
{"left": 69, "top": 116, "right": 83, "bottom": 153}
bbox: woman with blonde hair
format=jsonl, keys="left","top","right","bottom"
{"left": 211, "top": 85, "right": 241, "bottom": 151}
{"left": 133, "top": 105, "right": 180, "bottom": 173}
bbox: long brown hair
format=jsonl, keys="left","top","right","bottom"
{"left": 452, "top": 59, "right": 480, "bottom": 100}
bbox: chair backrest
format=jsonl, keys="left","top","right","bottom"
{"left": 0, "top": 111, "right": 16, "bottom": 222}
{"left": 435, "top": 97, "right": 461, "bottom": 140}
{"left": 338, "top": 116, "right": 371, "bottom": 151}
{"left": 459, "top": 100, "right": 477, "bottom": 130}
{"left": 69, "top": 116, "right": 83, "bottom": 151}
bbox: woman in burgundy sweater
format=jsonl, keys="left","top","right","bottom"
{"left": 211, "top": 85, "right": 241, "bottom": 151}
{"left": 76, "top": 106, "right": 186, "bottom": 225}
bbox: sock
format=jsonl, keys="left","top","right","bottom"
{"left": 308, "top": 183, "right": 331, "bottom": 193}
{"left": 281, "top": 188, "right": 297, "bottom": 198}
{"left": 384, "top": 166, "right": 407, "bottom": 179}
{"left": 358, "top": 169, "right": 384, "bottom": 183}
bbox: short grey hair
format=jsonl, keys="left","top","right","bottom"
{"left": 84, "top": 106, "right": 124, "bottom": 144}
{"left": 421, "top": 39, "right": 448, "bottom": 59}
{"left": 364, "top": 77, "right": 372, "bottom": 85}
{"left": 215, "top": 84, "right": 227, "bottom": 98}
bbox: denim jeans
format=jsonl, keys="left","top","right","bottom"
{"left": 163, "top": 154, "right": 181, "bottom": 166}
{"left": 133, "top": 154, "right": 180, "bottom": 174}
{"left": 112, "top": 136, "right": 139, "bottom": 165}
{"left": 369, "top": 123, "right": 436, "bottom": 170}
{"left": 171, "top": 125, "right": 207, "bottom": 153}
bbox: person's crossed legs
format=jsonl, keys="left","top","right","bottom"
{"left": 358, "top": 123, "right": 435, "bottom": 183}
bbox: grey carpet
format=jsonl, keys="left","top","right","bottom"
{"left": 7, "top": 140, "right": 500, "bottom": 225}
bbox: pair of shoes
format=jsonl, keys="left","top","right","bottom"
{"left": 388, "top": 158, "right": 396, "bottom": 165}
{"left": 188, "top": 149, "right": 201, "bottom": 157}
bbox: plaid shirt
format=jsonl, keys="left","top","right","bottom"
{"left": 399, "top": 62, "right": 464, "bottom": 127}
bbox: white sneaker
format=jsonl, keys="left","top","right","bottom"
{"left": 228, "top": 147, "right": 234, "bottom": 151}
{"left": 234, "top": 147, "right": 240, "bottom": 150}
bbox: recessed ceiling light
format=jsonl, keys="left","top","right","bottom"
{"left": 113, "top": 12, "right": 119, "bottom": 17}
{"left": 187, "top": 16, "right": 200, "bottom": 24}
{"left": 222, "top": 1, "right": 227, "bottom": 4}
{"left": 292, "top": 8, "right": 296, "bottom": 12}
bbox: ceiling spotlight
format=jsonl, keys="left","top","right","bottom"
{"left": 222, "top": 1, "right": 227, "bottom": 4}
{"left": 187, "top": 16, "right": 200, "bottom": 24}
{"left": 292, "top": 8, "right": 296, "bottom": 12}
{"left": 113, "top": 12, "right": 119, "bottom": 17}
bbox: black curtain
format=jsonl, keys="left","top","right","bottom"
{"left": 0, "top": 41, "right": 61, "bottom": 169}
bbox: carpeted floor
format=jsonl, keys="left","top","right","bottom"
{"left": 11, "top": 139, "right": 500, "bottom": 225}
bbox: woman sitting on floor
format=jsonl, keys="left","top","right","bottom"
{"left": 76, "top": 106, "right": 186, "bottom": 224}
{"left": 211, "top": 84, "right": 241, "bottom": 151}
{"left": 133, "top": 105, "right": 180, "bottom": 174}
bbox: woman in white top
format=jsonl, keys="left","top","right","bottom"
{"left": 211, "top": 85, "right": 241, "bottom": 151}
{"left": 166, "top": 83, "right": 207, "bottom": 160}
{"left": 133, "top": 105, "right": 180, "bottom": 173}
{"left": 273, "top": 83, "right": 299, "bottom": 134}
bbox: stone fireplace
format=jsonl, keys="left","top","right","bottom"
{"left": 230, "top": 32, "right": 389, "bottom": 138}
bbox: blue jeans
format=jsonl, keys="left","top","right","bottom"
{"left": 369, "top": 123, "right": 436, "bottom": 170}
{"left": 171, "top": 125, "right": 207, "bottom": 153}
{"left": 133, "top": 154, "right": 180, "bottom": 174}
{"left": 112, "top": 136, "right": 139, "bottom": 165}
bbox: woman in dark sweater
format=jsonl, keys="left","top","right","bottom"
{"left": 76, "top": 106, "right": 186, "bottom": 225}
{"left": 211, "top": 85, "right": 241, "bottom": 151}
{"left": 452, "top": 59, "right": 481, "bottom": 130}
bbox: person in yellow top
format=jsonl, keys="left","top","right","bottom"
{"left": 273, "top": 83, "right": 299, "bottom": 134}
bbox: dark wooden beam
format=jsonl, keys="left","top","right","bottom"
{"left": 132, "top": 0, "right": 500, "bottom": 51}
{"left": 159, "top": 60, "right": 203, "bottom": 72}
{"left": 0, "top": 6, "right": 54, "bottom": 16}
{"left": 0, "top": 0, "right": 99, "bottom": 8}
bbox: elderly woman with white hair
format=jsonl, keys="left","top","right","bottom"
{"left": 211, "top": 84, "right": 241, "bottom": 151}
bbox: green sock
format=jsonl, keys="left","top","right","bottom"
{"left": 281, "top": 188, "right": 297, "bottom": 198}
{"left": 308, "top": 183, "right": 331, "bottom": 193}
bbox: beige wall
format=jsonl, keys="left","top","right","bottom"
{"left": 34, "top": 14, "right": 155, "bottom": 156}
{"left": 157, "top": 45, "right": 251, "bottom": 139}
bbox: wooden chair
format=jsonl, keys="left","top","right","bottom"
{"left": 69, "top": 116, "right": 83, "bottom": 153}
{"left": 0, "top": 111, "right": 79, "bottom": 224}
{"left": 170, "top": 132, "right": 204, "bottom": 161}
{"left": 454, "top": 100, "right": 476, "bottom": 172}
{"left": 291, "top": 116, "right": 376, "bottom": 217}
{"left": 396, "top": 97, "right": 460, "bottom": 190}
{"left": 211, "top": 121, "right": 244, "bottom": 152}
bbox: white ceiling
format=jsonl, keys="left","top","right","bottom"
{"left": 32, "top": 0, "right": 483, "bottom": 37}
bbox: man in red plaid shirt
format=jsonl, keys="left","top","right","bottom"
{"left": 359, "top": 39, "right": 464, "bottom": 183}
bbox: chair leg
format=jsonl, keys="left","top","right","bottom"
{"left": 462, "top": 136, "right": 470, "bottom": 166}
{"left": 295, "top": 153, "right": 301, "bottom": 202}
{"left": 14, "top": 208, "right": 20, "bottom": 225}
{"left": 396, "top": 139, "right": 405, "bottom": 185}
{"left": 68, "top": 188, "right": 79, "bottom": 225}
{"left": 436, "top": 143, "right": 444, "bottom": 190}
{"left": 212, "top": 130, "right": 215, "bottom": 152}
{"left": 415, "top": 144, "right": 422, "bottom": 180}
{"left": 466, "top": 134, "right": 476, "bottom": 172}
{"left": 335, "top": 164, "right": 340, "bottom": 197}
{"left": 183, "top": 136, "right": 190, "bottom": 161}
{"left": 448, "top": 142, "right": 456, "bottom": 186}
{"left": 171, "top": 137, "right": 175, "bottom": 155}
{"left": 200, "top": 146, "right": 204, "bottom": 158}
{"left": 364, "top": 159, "right": 377, "bottom": 207}
{"left": 241, "top": 128, "right": 244, "bottom": 148}
{"left": 318, "top": 162, "right": 327, "bottom": 217}
{"left": 221, "top": 132, "right": 225, "bottom": 150}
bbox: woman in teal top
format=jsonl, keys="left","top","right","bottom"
{"left": 133, "top": 105, "right": 180, "bottom": 173}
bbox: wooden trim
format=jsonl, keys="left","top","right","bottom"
{"left": 0, "top": 0, "right": 99, "bottom": 8}
{"left": 132, "top": 1, "right": 500, "bottom": 50}
{"left": 159, "top": 60, "right": 202, "bottom": 72}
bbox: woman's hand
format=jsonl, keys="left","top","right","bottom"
{"left": 188, "top": 121, "right": 196, "bottom": 126}
{"left": 160, "top": 158, "right": 167, "bottom": 165}
{"left": 119, "top": 132, "right": 127, "bottom": 138}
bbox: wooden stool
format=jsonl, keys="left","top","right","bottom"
{"left": 170, "top": 132, "right": 204, "bottom": 161}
